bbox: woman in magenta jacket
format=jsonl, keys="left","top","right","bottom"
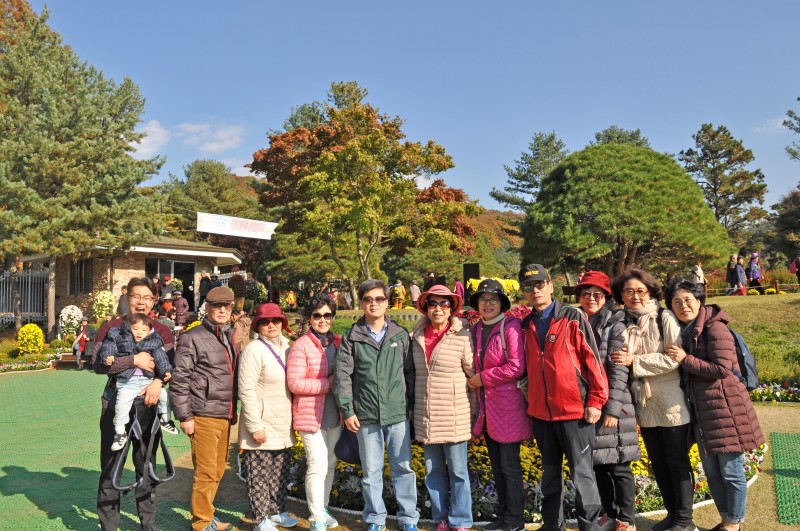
{"left": 287, "top": 295, "right": 342, "bottom": 531}
{"left": 468, "top": 279, "right": 532, "bottom": 531}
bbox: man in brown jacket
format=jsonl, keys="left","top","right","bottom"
{"left": 171, "top": 286, "right": 239, "bottom": 531}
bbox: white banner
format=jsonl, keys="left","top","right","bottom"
{"left": 196, "top": 212, "right": 278, "bottom": 240}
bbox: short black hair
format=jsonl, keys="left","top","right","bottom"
{"left": 610, "top": 268, "right": 662, "bottom": 305}
{"left": 127, "top": 277, "right": 158, "bottom": 296}
{"left": 127, "top": 313, "right": 153, "bottom": 329}
{"left": 358, "top": 279, "right": 389, "bottom": 300}
{"left": 303, "top": 295, "right": 337, "bottom": 320}
{"left": 664, "top": 277, "right": 706, "bottom": 311}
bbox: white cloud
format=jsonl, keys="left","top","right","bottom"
{"left": 753, "top": 117, "right": 786, "bottom": 135}
{"left": 131, "top": 120, "right": 170, "bottom": 158}
{"left": 220, "top": 158, "right": 254, "bottom": 177}
{"left": 175, "top": 122, "right": 246, "bottom": 154}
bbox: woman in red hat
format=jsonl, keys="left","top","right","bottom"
{"left": 287, "top": 295, "right": 342, "bottom": 531}
{"left": 410, "top": 285, "right": 475, "bottom": 531}
{"left": 238, "top": 303, "right": 299, "bottom": 531}
{"left": 575, "top": 271, "right": 638, "bottom": 531}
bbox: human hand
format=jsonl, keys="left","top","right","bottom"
{"left": 344, "top": 415, "right": 360, "bottom": 432}
{"left": 104, "top": 355, "right": 115, "bottom": 366}
{"left": 252, "top": 430, "right": 267, "bottom": 444}
{"left": 162, "top": 372, "right": 172, "bottom": 383}
{"left": 584, "top": 406, "right": 602, "bottom": 424}
{"left": 610, "top": 347, "right": 633, "bottom": 366}
{"left": 666, "top": 345, "right": 686, "bottom": 363}
{"left": 138, "top": 379, "right": 163, "bottom": 407}
{"left": 133, "top": 352, "right": 155, "bottom": 372}
{"left": 467, "top": 373, "right": 483, "bottom": 389}
{"left": 603, "top": 414, "right": 618, "bottom": 428}
{"left": 180, "top": 419, "right": 195, "bottom": 436}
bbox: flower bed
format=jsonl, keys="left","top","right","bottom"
{"left": 0, "top": 353, "right": 57, "bottom": 373}
{"left": 750, "top": 382, "right": 800, "bottom": 403}
{"left": 285, "top": 434, "right": 766, "bottom": 523}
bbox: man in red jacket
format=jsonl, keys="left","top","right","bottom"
{"left": 519, "top": 264, "right": 607, "bottom": 531}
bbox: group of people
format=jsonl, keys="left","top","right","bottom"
{"left": 89, "top": 262, "right": 762, "bottom": 531}
{"left": 725, "top": 253, "right": 764, "bottom": 295}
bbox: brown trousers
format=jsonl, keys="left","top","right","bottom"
{"left": 190, "top": 416, "right": 231, "bottom": 530}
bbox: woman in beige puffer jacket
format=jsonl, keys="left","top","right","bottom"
{"left": 411, "top": 285, "right": 475, "bottom": 531}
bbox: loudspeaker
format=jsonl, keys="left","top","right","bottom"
{"left": 463, "top": 263, "right": 480, "bottom": 284}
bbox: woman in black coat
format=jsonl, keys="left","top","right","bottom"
{"left": 576, "top": 271, "right": 640, "bottom": 531}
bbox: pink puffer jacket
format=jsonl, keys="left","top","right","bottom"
{"left": 472, "top": 317, "right": 532, "bottom": 443}
{"left": 287, "top": 331, "right": 342, "bottom": 432}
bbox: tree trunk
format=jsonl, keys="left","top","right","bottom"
{"left": 4, "top": 255, "right": 22, "bottom": 331}
{"left": 47, "top": 256, "right": 56, "bottom": 340}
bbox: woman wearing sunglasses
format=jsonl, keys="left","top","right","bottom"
{"left": 575, "top": 271, "right": 638, "bottom": 531}
{"left": 610, "top": 269, "right": 694, "bottom": 531}
{"left": 410, "top": 285, "right": 475, "bottom": 531}
{"left": 287, "top": 296, "right": 342, "bottom": 531}
{"left": 239, "top": 303, "right": 298, "bottom": 531}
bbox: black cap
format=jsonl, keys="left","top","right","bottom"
{"left": 518, "top": 263, "right": 549, "bottom": 285}
{"left": 469, "top": 279, "right": 511, "bottom": 312}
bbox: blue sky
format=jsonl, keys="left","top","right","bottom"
{"left": 30, "top": 1, "right": 800, "bottom": 211}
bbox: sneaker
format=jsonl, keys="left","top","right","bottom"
{"left": 256, "top": 518, "right": 278, "bottom": 531}
{"left": 598, "top": 516, "right": 617, "bottom": 531}
{"left": 366, "top": 525, "right": 385, "bottom": 531}
{"left": 271, "top": 512, "right": 299, "bottom": 528}
{"left": 400, "top": 525, "right": 418, "bottom": 531}
{"left": 212, "top": 516, "right": 232, "bottom": 531}
{"left": 483, "top": 520, "right": 504, "bottom": 531}
{"left": 615, "top": 522, "right": 636, "bottom": 531}
{"left": 323, "top": 508, "right": 338, "bottom": 529}
{"left": 650, "top": 516, "right": 673, "bottom": 531}
{"left": 160, "top": 419, "right": 179, "bottom": 435}
{"left": 311, "top": 521, "right": 327, "bottom": 531}
{"left": 436, "top": 522, "right": 451, "bottom": 531}
{"left": 110, "top": 433, "right": 127, "bottom": 451}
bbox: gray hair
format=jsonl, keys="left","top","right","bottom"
{"left": 358, "top": 279, "right": 389, "bottom": 300}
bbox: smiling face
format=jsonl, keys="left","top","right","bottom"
{"left": 622, "top": 278, "right": 650, "bottom": 311}
{"left": 128, "top": 285, "right": 157, "bottom": 315}
{"left": 579, "top": 287, "right": 607, "bottom": 316}
{"left": 309, "top": 304, "right": 333, "bottom": 334}
{"left": 671, "top": 289, "right": 701, "bottom": 324}
{"left": 522, "top": 279, "right": 554, "bottom": 312}
{"left": 478, "top": 293, "right": 502, "bottom": 320}
{"left": 426, "top": 295, "right": 452, "bottom": 327}
{"left": 258, "top": 317, "right": 283, "bottom": 339}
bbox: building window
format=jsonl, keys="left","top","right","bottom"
{"left": 69, "top": 258, "right": 93, "bottom": 295}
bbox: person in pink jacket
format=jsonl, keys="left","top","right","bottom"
{"left": 467, "top": 279, "right": 532, "bottom": 531}
{"left": 287, "top": 295, "right": 342, "bottom": 531}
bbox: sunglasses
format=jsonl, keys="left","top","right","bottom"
{"left": 521, "top": 280, "right": 548, "bottom": 292}
{"left": 311, "top": 312, "right": 334, "bottom": 321}
{"left": 425, "top": 300, "right": 452, "bottom": 309}
{"left": 580, "top": 292, "right": 605, "bottom": 300}
{"left": 259, "top": 317, "right": 283, "bottom": 326}
{"left": 361, "top": 296, "right": 387, "bottom": 305}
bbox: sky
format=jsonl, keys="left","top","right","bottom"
{"left": 28, "top": 1, "right": 800, "bottom": 211}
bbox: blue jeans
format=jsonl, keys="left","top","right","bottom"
{"left": 114, "top": 377, "right": 170, "bottom": 434}
{"left": 696, "top": 427, "right": 747, "bottom": 523}
{"left": 356, "top": 421, "right": 419, "bottom": 525}
{"left": 424, "top": 442, "right": 472, "bottom": 528}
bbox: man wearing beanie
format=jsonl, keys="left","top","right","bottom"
{"left": 518, "top": 263, "right": 607, "bottom": 531}
{"left": 171, "top": 286, "right": 239, "bottom": 531}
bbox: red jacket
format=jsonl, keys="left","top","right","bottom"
{"left": 523, "top": 301, "right": 608, "bottom": 421}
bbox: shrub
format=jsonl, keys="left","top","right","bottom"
{"left": 92, "top": 290, "right": 115, "bottom": 320}
{"left": 48, "top": 339, "right": 71, "bottom": 349}
{"left": 228, "top": 274, "right": 247, "bottom": 298}
{"left": 59, "top": 305, "right": 83, "bottom": 337}
{"left": 170, "top": 277, "right": 183, "bottom": 291}
{"left": 17, "top": 323, "right": 44, "bottom": 355}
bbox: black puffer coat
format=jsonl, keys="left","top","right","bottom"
{"left": 588, "top": 305, "right": 641, "bottom": 465}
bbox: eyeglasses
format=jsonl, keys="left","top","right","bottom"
{"left": 361, "top": 296, "right": 387, "bottom": 305}
{"left": 129, "top": 294, "right": 155, "bottom": 303}
{"left": 522, "top": 280, "right": 548, "bottom": 292}
{"left": 425, "top": 300, "right": 452, "bottom": 309}
{"left": 622, "top": 288, "right": 649, "bottom": 298}
{"left": 478, "top": 297, "right": 500, "bottom": 305}
{"left": 580, "top": 292, "right": 605, "bottom": 301}
{"left": 311, "top": 312, "right": 334, "bottom": 321}
{"left": 672, "top": 298, "right": 697, "bottom": 308}
{"left": 208, "top": 302, "right": 233, "bottom": 309}
{"left": 259, "top": 317, "right": 283, "bottom": 325}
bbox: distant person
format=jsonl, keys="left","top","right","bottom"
{"left": 691, "top": 261, "right": 706, "bottom": 287}
{"left": 266, "top": 274, "right": 280, "bottom": 304}
{"left": 408, "top": 280, "right": 421, "bottom": 307}
{"left": 733, "top": 257, "right": 747, "bottom": 296}
{"left": 116, "top": 285, "right": 129, "bottom": 317}
{"left": 198, "top": 270, "right": 212, "bottom": 307}
{"left": 210, "top": 274, "right": 222, "bottom": 289}
{"left": 747, "top": 253, "right": 764, "bottom": 295}
{"left": 390, "top": 280, "right": 406, "bottom": 309}
{"left": 160, "top": 275, "right": 175, "bottom": 301}
{"left": 231, "top": 309, "right": 253, "bottom": 356}
{"left": 173, "top": 290, "right": 190, "bottom": 327}
{"left": 423, "top": 271, "right": 436, "bottom": 292}
{"left": 453, "top": 279, "right": 465, "bottom": 301}
{"left": 72, "top": 316, "right": 96, "bottom": 370}
{"left": 157, "top": 307, "right": 176, "bottom": 333}
{"left": 791, "top": 252, "right": 800, "bottom": 284}
{"left": 725, "top": 255, "right": 738, "bottom": 294}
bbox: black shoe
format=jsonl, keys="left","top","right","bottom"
{"left": 483, "top": 520, "right": 504, "bottom": 531}
{"left": 650, "top": 516, "right": 673, "bottom": 531}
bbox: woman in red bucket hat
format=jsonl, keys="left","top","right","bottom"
{"left": 410, "top": 285, "right": 474, "bottom": 531}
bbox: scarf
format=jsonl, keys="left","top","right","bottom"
{"left": 625, "top": 299, "right": 662, "bottom": 406}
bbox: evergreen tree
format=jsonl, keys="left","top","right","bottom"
{"left": 785, "top": 97, "right": 800, "bottom": 163}
{"left": 592, "top": 125, "right": 651, "bottom": 148}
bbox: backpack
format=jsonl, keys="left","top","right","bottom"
{"left": 729, "top": 328, "right": 759, "bottom": 391}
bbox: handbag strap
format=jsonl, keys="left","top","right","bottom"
{"left": 258, "top": 337, "right": 286, "bottom": 372}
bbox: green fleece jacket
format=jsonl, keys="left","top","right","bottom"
{"left": 334, "top": 317, "right": 414, "bottom": 426}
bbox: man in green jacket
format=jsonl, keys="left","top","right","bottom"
{"left": 334, "top": 279, "right": 419, "bottom": 531}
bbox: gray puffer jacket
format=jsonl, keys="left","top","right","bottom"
{"left": 587, "top": 305, "right": 641, "bottom": 466}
